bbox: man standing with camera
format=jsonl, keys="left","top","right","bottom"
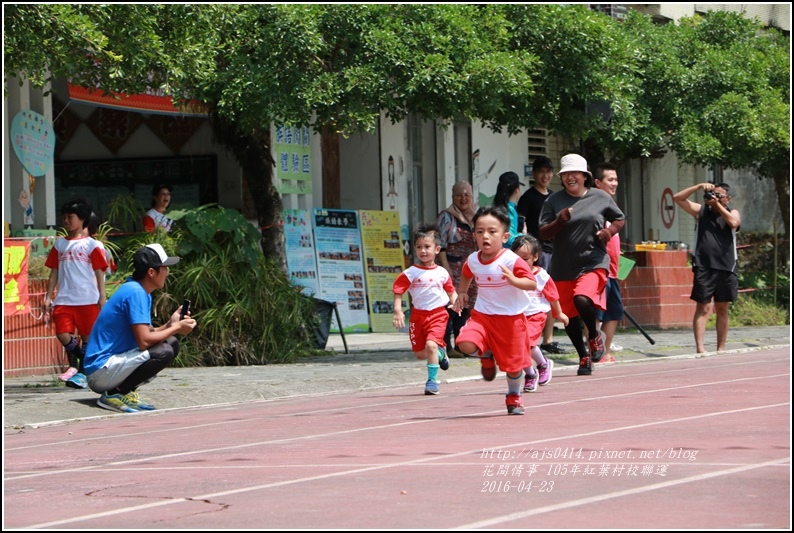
{"left": 674, "top": 182, "right": 741, "bottom": 353}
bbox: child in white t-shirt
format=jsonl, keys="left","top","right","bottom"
{"left": 393, "top": 223, "right": 457, "bottom": 396}
{"left": 452, "top": 207, "right": 537, "bottom": 415}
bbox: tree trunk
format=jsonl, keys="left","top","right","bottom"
{"left": 321, "top": 126, "right": 340, "bottom": 208}
{"left": 772, "top": 167, "right": 790, "bottom": 241}
{"left": 209, "top": 114, "right": 286, "bottom": 270}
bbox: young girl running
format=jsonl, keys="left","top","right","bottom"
{"left": 453, "top": 207, "right": 536, "bottom": 415}
{"left": 393, "top": 223, "right": 457, "bottom": 395}
{"left": 511, "top": 235, "right": 569, "bottom": 392}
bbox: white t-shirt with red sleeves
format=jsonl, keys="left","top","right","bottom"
{"left": 45, "top": 236, "right": 109, "bottom": 306}
{"left": 524, "top": 266, "right": 560, "bottom": 316}
{"left": 393, "top": 264, "right": 454, "bottom": 311}
{"left": 462, "top": 249, "right": 534, "bottom": 316}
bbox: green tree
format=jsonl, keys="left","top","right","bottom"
{"left": 606, "top": 10, "right": 790, "bottom": 237}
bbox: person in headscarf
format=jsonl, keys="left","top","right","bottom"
{"left": 436, "top": 181, "right": 479, "bottom": 356}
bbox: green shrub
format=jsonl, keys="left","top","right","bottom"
{"left": 110, "top": 204, "right": 320, "bottom": 366}
{"left": 728, "top": 293, "right": 789, "bottom": 326}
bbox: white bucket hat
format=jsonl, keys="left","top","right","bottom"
{"left": 558, "top": 153, "right": 592, "bottom": 178}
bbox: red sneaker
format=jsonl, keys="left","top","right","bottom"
{"left": 506, "top": 393, "right": 524, "bottom": 415}
{"left": 480, "top": 352, "right": 497, "bottom": 382}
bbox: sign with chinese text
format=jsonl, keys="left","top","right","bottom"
{"left": 359, "top": 210, "right": 405, "bottom": 332}
{"left": 4, "top": 240, "right": 31, "bottom": 316}
{"left": 312, "top": 209, "right": 369, "bottom": 332}
{"left": 283, "top": 209, "right": 319, "bottom": 296}
{"left": 275, "top": 125, "right": 312, "bottom": 194}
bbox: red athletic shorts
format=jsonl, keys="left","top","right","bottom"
{"left": 408, "top": 306, "right": 449, "bottom": 353}
{"left": 456, "top": 310, "right": 527, "bottom": 374}
{"left": 52, "top": 304, "right": 100, "bottom": 338}
{"left": 555, "top": 270, "right": 607, "bottom": 318}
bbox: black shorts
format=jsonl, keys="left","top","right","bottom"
{"left": 691, "top": 267, "right": 738, "bottom": 303}
{"left": 595, "top": 277, "right": 624, "bottom": 322}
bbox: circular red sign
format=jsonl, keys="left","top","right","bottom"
{"left": 661, "top": 187, "right": 675, "bottom": 229}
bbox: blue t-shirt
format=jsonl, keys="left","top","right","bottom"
{"left": 83, "top": 278, "right": 152, "bottom": 375}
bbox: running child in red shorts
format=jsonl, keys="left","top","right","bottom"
{"left": 393, "top": 223, "right": 457, "bottom": 395}
{"left": 511, "top": 235, "right": 569, "bottom": 392}
{"left": 453, "top": 206, "right": 537, "bottom": 415}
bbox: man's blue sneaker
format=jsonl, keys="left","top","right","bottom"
{"left": 65, "top": 372, "right": 88, "bottom": 389}
{"left": 97, "top": 392, "right": 140, "bottom": 413}
{"left": 128, "top": 390, "right": 156, "bottom": 410}
{"left": 438, "top": 347, "right": 449, "bottom": 371}
{"left": 424, "top": 380, "right": 440, "bottom": 395}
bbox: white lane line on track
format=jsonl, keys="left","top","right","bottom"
{"left": 5, "top": 367, "right": 789, "bottom": 453}
{"left": 16, "top": 401, "right": 790, "bottom": 528}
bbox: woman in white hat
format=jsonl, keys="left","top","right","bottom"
{"left": 538, "top": 154, "right": 625, "bottom": 376}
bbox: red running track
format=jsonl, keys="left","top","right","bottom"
{"left": 4, "top": 348, "right": 790, "bottom": 529}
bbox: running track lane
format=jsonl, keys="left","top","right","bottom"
{"left": 4, "top": 348, "right": 790, "bottom": 529}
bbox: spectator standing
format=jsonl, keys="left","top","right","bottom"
{"left": 673, "top": 182, "right": 741, "bottom": 353}
{"left": 437, "top": 181, "right": 479, "bottom": 357}
{"left": 539, "top": 154, "right": 625, "bottom": 376}
{"left": 84, "top": 244, "right": 196, "bottom": 413}
{"left": 493, "top": 171, "right": 525, "bottom": 249}
{"left": 43, "top": 199, "right": 109, "bottom": 389}
{"left": 592, "top": 162, "right": 625, "bottom": 363}
{"left": 517, "top": 156, "right": 566, "bottom": 356}
{"left": 393, "top": 224, "right": 457, "bottom": 395}
{"left": 143, "top": 184, "right": 174, "bottom": 232}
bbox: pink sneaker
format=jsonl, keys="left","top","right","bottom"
{"left": 58, "top": 367, "right": 78, "bottom": 381}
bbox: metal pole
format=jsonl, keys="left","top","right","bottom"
{"left": 624, "top": 309, "right": 656, "bottom": 345}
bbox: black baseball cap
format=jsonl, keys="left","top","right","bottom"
{"left": 133, "top": 244, "right": 180, "bottom": 271}
{"left": 499, "top": 171, "right": 525, "bottom": 187}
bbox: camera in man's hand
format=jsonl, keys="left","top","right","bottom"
{"left": 704, "top": 191, "right": 722, "bottom": 201}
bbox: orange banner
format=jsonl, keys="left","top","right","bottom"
{"left": 67, "top": 83, "right": 208, "bottom": 116}
{"left": 3, "top": 240, "right": 31, "bottom": 316}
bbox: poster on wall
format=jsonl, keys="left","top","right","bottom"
{"left": 359, "top": 210, "right": 406, "bottom": 332}
{"left": 312, "top": 209, "right": 369, "bottom": 333}
{"left": 3, "top": 240, "right": 30, "bottom": 316}
{"left": 275, "top": 125, "right": 312, "bottom": 195}
{"left": 283, "top": 209, "right": 319, "bottom": 297}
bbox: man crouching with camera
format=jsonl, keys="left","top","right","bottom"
{"left": 674, "top": 182, "right": 741, "bottom": 353}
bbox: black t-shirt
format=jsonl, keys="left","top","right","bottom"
{"left": 693, "top": 204, "right": 739, "bottom": 272}
{"left": 517, "top": 187, "right": 554, "bottom": 253}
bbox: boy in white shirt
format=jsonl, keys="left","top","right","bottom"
{"left": 453, "top": 207, "right": 537, "bottom": 415}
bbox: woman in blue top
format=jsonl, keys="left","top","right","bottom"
{"left": 494, "top": 171, "right": 526, "bottom": 248}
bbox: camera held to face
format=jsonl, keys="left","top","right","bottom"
{"left": 704, "top": 191, "right": 723, "bottom": 201}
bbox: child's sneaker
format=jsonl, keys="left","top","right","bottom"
{"left": 97, "top": 392, "right": 141, "bottom": 413}
{"left": 65, "top": 372, "right": 88, "bottom": 389}
{"left": 523, "top": 373, "right": 538, "bottom": 393}
{"left": 538, "top": 358, "right": 554, "bottom": 386}
{"left": 577, "top": 356, "right": 592, "bottom": 376}
{"left": 505, "top": 393, "right": 524, "bottom": 415}
{"left": 589, "top": 330, "right": 606, "bottom": 362}
{"left": 58, "top": 367, "right": 78, "bottom": 381}
{"left": 424, "top": 380, "right": 440, "bottom": 395}
{"left": 595, "top": 354, "right": 616, "bottom": 364}
{"left": 480, "top": 351, "right": 496, "bottom": 381}
{"left": 438, "top": 347, "right": 449, "bottom": 371}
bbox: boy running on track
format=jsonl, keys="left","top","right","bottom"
{"left": 393, "top": 223, "right": 457, "bottom": 395}
{"left": 511, "top": 235, "right": 569, "bottom": 392}
{"left": 453, "top": 206, "right": 537, "bottom": 415}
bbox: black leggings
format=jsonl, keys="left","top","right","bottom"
{"left": 113, "top": 336, "right": 180, "bottom": 395}
{"left": 564, "top": 295, "right": 599, "bottom": 359}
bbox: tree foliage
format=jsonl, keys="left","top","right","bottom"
{"left": 5, "top": 4, "right": 789, "bottom": 237}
